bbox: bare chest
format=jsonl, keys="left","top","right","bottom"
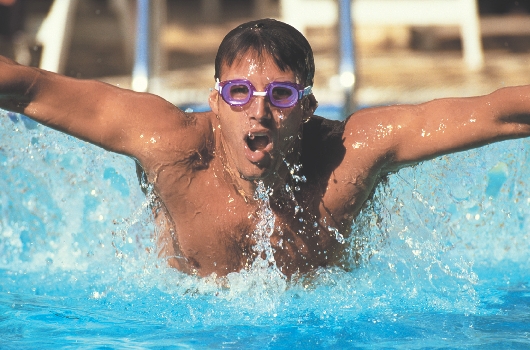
{"left": 153, "top": 167, "right": 255, "bottom": 275}
{"left": 153, "top": 167, "right": 344, "bottom": 277}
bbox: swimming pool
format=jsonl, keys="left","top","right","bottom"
{"left": 1, "top": 107, "right": 530, "bottom": 348}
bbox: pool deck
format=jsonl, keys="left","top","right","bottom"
{"left": 57, "top": 3, "right": 530, "bottom": 110}
{"left": 97, "top": 44, "right": 530, "bottom": 109}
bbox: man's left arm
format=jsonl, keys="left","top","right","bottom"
{"left": 360, "top": 85, "right": 530, "bottom": 172}
{"left": 324, "top": 85, "right": 530, "bottom": 220}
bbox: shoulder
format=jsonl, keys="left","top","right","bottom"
{"left": 303, "top": 115, "right": 345, "bottom": 138}
{"left": 299, "top": 107, "right": 402, "bottom": 181}
{"left": 136, "top": 105, "right": 214, "bottom": 146}
{"left": 300, "top": 115, "right": 346, "bottom": 179}
{"left": 134, "top": 108, "right": 216, "bottom": 173}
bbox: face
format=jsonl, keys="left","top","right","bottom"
{"left": 209, "top": 50, "right": 312, "bottom": 183}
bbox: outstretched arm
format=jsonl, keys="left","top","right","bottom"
{"left": 368, "top": 85, "right": 530, "bottom": 171}
{"left": 0, "top": 55, "right": 185, "bottom": 159}
{"left": 325, "top": 85, "right": 530, "bottom": 220}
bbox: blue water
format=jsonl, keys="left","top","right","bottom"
{"left": 1, "top": 107, "right": 530, "bottom": 349}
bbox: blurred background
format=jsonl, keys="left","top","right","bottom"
{"left": 1, "top": 0, "right": 530, "bottom": 108}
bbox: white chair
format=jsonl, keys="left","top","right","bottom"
{"left": 280, "top": 0, "right": 484, "bottom": 71}
{"left": 35, "top": 0, "right": 133, "bottom": 74}
{"left": 35, "top": 0, "right": 78, "bottom": 74}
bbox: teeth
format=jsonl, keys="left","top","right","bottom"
{"left": 247, "top": 132, "right": 267, "bottom": 140}
{"left": 246, "top": 132, "right": 270, "bottom": 152}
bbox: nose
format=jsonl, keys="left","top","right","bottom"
{"left": 247, "top": 94, "right": 272, "bottom": 123}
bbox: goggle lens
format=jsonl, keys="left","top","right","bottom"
{"left": 270, "top": 84, "right": 297, "bottom": 107}
{"left": 216, "top": 79, "right": 311, "bottom": 108}
{"left": 226, "top": 83, "right": 251, "bottom": 105}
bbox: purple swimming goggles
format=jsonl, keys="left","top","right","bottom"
{"left": 215, "top": 78, "right": 312, "bottom": 108}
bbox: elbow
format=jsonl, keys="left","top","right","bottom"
{"left": 498, "top": 114, "right": 530, "bottom": 138}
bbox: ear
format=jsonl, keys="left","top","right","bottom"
{"left": 209, "top": 89, "right": 219, "bottom": 115}
{"left": 302, "top": 94, "right": 318, "bottom": 116}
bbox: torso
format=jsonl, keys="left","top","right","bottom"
{"left": 141, "top": 111, "right": 368, "bottom": 277}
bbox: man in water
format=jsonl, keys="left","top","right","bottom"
{"left": 1, "top": 19, "right": 530, "bottom": 277}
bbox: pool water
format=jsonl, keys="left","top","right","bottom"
{"left": 1, "top": 108, "right": 530, "bottom": 348}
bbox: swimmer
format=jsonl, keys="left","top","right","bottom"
{"left": 1, "top": 19, "right": 530, "bottom": 277}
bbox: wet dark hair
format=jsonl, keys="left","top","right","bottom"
{"left": 214, "top": 18, "right": 315, "bottom": 86}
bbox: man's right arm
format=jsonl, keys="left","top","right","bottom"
{"left": 0, "top": 55, "right": 186, "bottom": 159}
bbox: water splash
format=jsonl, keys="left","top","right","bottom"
{"left": 250, "top": 181, "right": 280, "bottom": 270}
{"left": 3, "top": 109, "right": 530, "bottom": 347}
{"left": 282, "top": 158, "right": 347, "bottom": 249}
{"left": 0, "top": 110, "right": 153, "bottom": 275}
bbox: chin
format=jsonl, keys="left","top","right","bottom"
{"left": 238, "top": 166, "right": 272, "bottom": 182}
{"left": 235, "top": 152, "right": 275, "bottom": 180}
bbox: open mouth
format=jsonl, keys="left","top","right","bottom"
{"left": 246, "top": 133, "right": 271, "bottom": 152}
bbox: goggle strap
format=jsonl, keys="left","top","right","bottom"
{"left": 299, "top": 86, "right": 312, "bottom": 99}
{"left": 214, "top": 78, "right": 221, "bottom": 92}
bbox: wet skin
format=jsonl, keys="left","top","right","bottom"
{"left": 151, "top": 51, "right": 348, "bottom": 276}
{"left": 2, "top": 52, "right": 530, "bottom": 277}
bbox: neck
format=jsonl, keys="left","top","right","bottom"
{"left": 219, "top": 148, "right": 301, "bottom": 204}
{"left": 215, "top": 126, "right": 303, "bottom": 202}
